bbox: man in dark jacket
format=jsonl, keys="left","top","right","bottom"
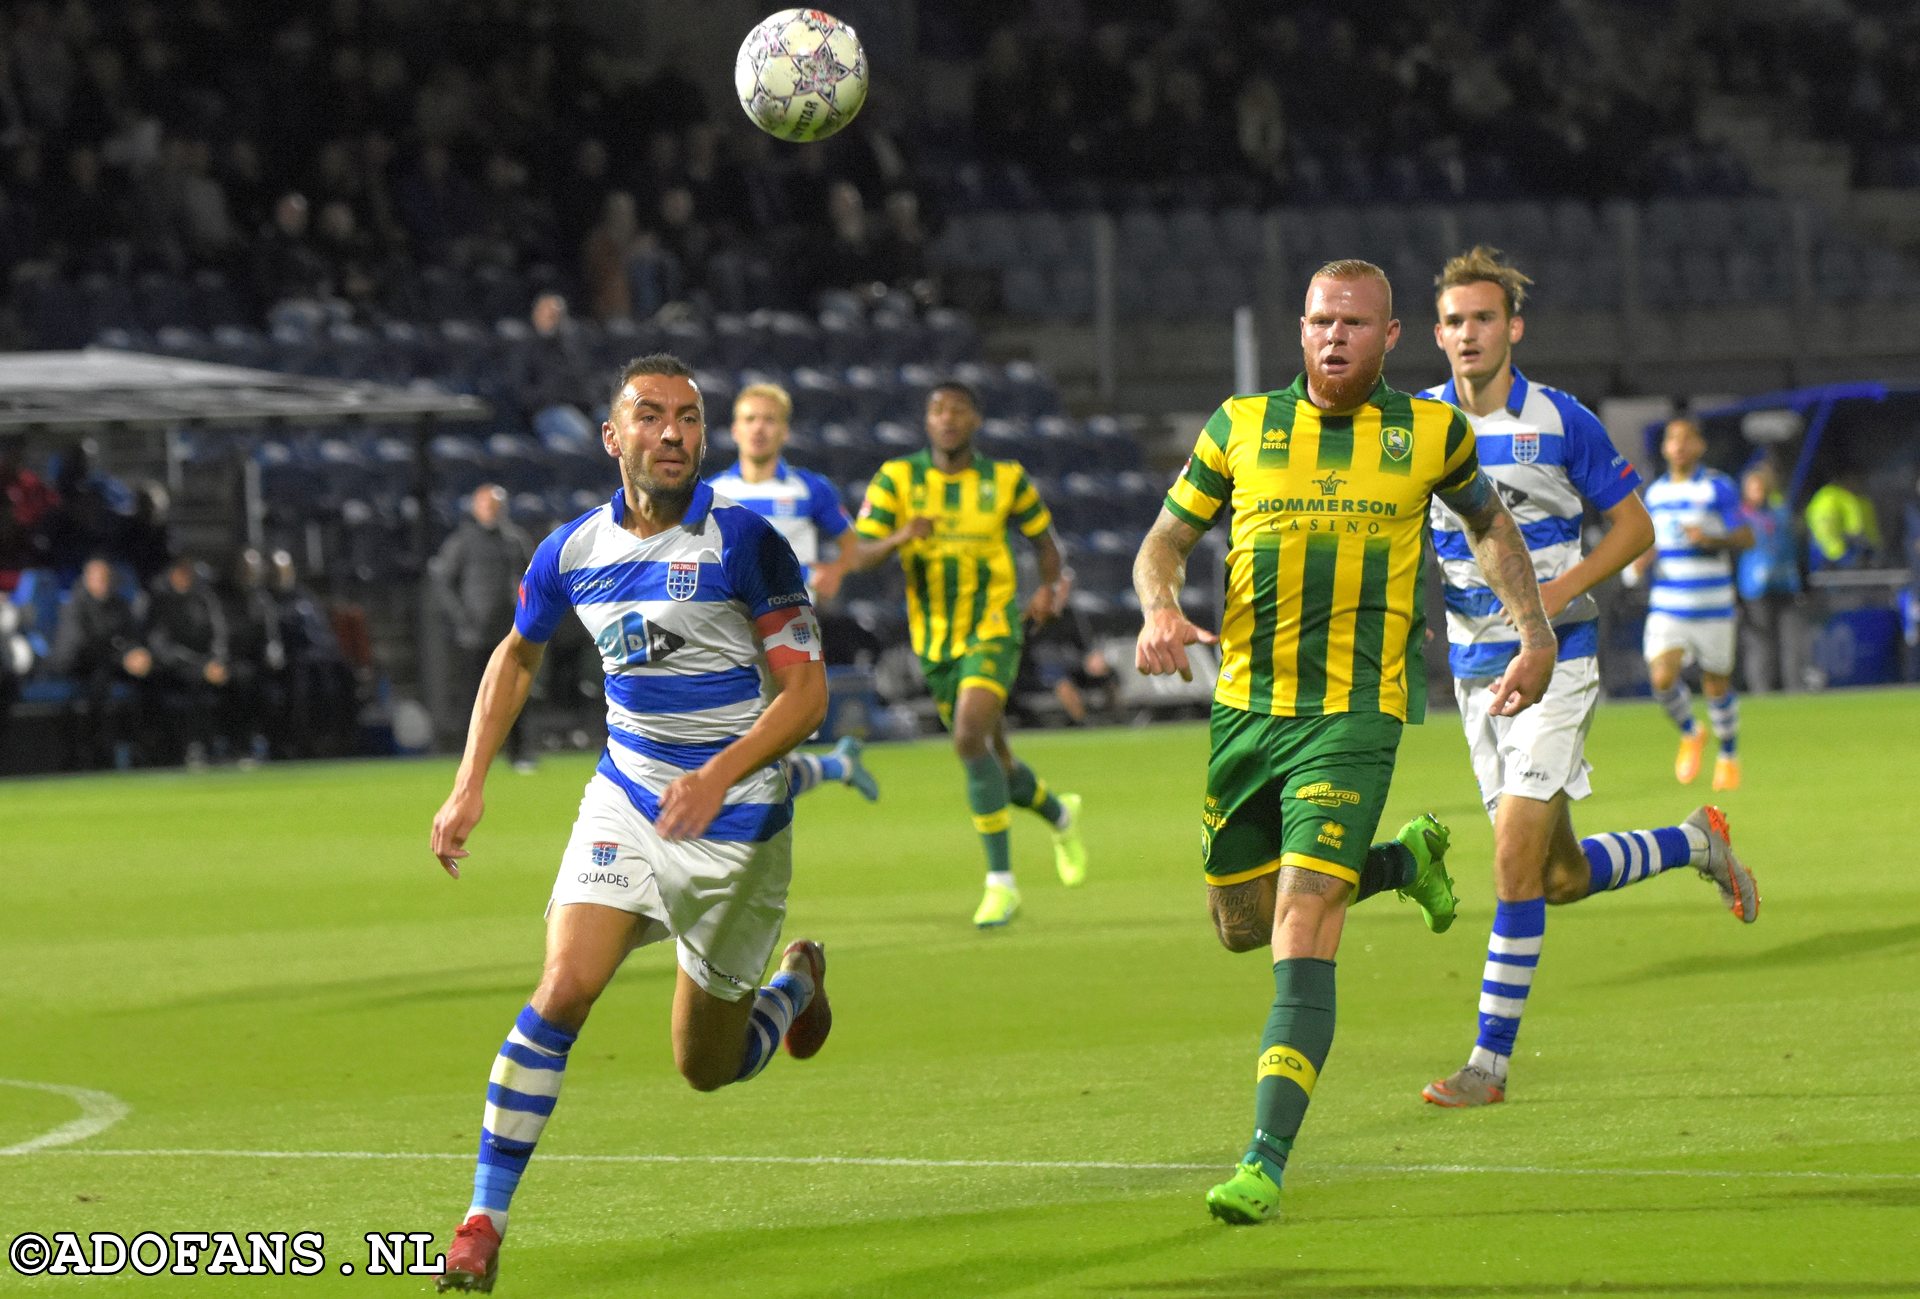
{"left": 430, "top": 484, "right": 536, "bottom": 768}
{"left": 51, "top": 556, "right": 153, "bottom": 768}
{"left": 145, "top": 555, "right": 235, "bottom": 768}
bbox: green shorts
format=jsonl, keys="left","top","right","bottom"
{"left": 1201, "top": 703, "right": 1403, "bottom": 888}
{"left": 922, "top": 638, "right": 1021, "bottom": 727}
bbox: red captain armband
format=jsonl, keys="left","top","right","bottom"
{"left": 755, "top": 605, "right": 824, "bottom": 669}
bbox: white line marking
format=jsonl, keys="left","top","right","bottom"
{"left": 0, "top": 1079, "right": 131, "bottom": 1155}
{"left": 11, "top": 1147, "right": 1916, "bottom": 1181}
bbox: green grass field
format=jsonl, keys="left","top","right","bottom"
{"left": 5, "top": 689, "right": 1920, "bottom": 1297}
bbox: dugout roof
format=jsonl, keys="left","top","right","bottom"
{"left": 0, "top": 349, "right": 487, "bottom": 431}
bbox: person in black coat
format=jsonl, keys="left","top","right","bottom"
{"left": 144, "top": 555, "right": 235, "bottom": 768}
{"left": 50, "top": 556, "right": 153, "bottom": 768}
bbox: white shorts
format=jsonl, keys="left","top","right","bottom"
{"left": 549, "top": 773, "right": 791, "bottom": 1000}
{"left": 1455, "top": 654, "right": 1600, "bottom": 818}
{"left": 1643, "top": 611, "right": 1737, "bottom": 677}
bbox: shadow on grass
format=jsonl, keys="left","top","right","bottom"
{"left": 111, "top": 960, "right": 665, "bottom": 1016}
{"left": 558, "top": 1197, "right": 1210, "bottom": 1298}
{"left": 1618, "top": 921, "right": 1920, "bottom": 981}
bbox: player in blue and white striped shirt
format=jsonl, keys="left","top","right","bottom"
{"left": 709, "top": 382, "right": 879, "bottom": 803}
{"left": 427, "top": 356, "right": 835, "bottom": 1292}
{"left": 1638, "top": 418, "right": 1753, "bottom": 791}
{"left": 1418, "top": 250, "right": 1759, "bottom": 1111}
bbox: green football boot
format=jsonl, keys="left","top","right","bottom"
{"left": 1205, "top": 1160, "right": 1281, "bottom": 1225}
{"left": 972, "top": 881, "right": 1021, "bottom": 928}
{"left": 1052, "top": 792, "right": 1086, "bottom": 887}
{"left": 1394, "top": 812, "right": 1457, "bottom": 933}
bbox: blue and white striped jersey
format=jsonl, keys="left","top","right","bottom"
{"left": 705, "top": 459, "right": 851, "bottom": 588}
{"left": 1422, "top": 368, "right": 1642, "bottom": 677}
{"left": 1643, "top": 469, "right": 1743, "bottom": 620}
{"left": 514, "top": 482, "right": 822, "bottom": 842}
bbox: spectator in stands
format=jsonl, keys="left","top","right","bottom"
{"left": 49, "top": 555, "right": 152, "bottom": 769}
{"left": 430, "top": 483, "right": 535, "bottom": 770}
{"left": 873, "top": 189, "right": 930, "bottom": 288}
{"left": 1804, "top": 467, "right": 1881, "bottom": 571}
{"left": 312, "top": 198, "right": 382, "bottom": 312}
{"left": 1013, "top": 584, "right": 1116, "bottom": 727}
{"left": 271, "top": 549, "right": 357, "bottom": 757}
{"left": 41, "top": 439, "right": 130, "bottom": 582}
{"left": 145, "top": 554, "right": 234, "bottom": 769}
{"left": 395, "top": 142, "right": 478, "bottom": 265}
{"left": 115, "top": 479, "right": 173, "bottom": 588}
{"left": 581, "top": 190, "right": 640, "bottom": 321}
{"left": 254, "top": 191, "right": 330, "bottom": 309}
{"left": 222, "top": 547, "right": 285, "bottom": 763}
{"left": 0, "top": 433, "right": 58, "bottom": 593}
{"left": 1736, "top": 462, "right": 1806, "bottom": 693}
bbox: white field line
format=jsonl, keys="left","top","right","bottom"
{"left": 9, "top": 1146, "right": 1918, "bottom": 1182}
{"left": 0, "top": 1079, "right": 131, "bottom": 1155}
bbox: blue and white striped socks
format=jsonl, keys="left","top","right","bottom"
{"left": 1652, "top": 681, "right": 1697, "bottom": 735}
{"left": 1582, "top": 826, "right": 1704, "bottom": 892}
{"left": 1468, "top": 899, "right": 1544, "bottom": 1081}
{"left": 1707, "top": 691, "right": 1739, "bottom": 755}
{"left": 782, "top": 752, "right": 849, "bottom": 796}
{"left": 736, "top": 968, "right": 813, "bottom": 1083}
{"left": 470, "top": 1004, "right": 577, "bottom": 1236}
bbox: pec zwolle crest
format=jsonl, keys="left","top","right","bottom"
{"left": 667, "top": 560, "right": 700, "bottom": 602}
{"left": 1511, "top": 431, "right": 1540, "bottom": 465}
{"left": 591, "top": 842, "right": 618, "bottom": 868}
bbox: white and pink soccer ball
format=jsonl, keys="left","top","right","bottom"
{"left": 735, "top": 9, "right": 869, "bottom": 143}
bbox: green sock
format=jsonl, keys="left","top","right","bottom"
{"left": 1006, "top": 760, "right": 1065, "bottom": 826}
{"left": 1353, "top": 841, "right": 1414, "bottom": 903}
{"left": 1245, "top": 957, "right": 1337, "bottom": 1184}
{"left": 963, "top": 753, "right": 1013, "bottom": 875}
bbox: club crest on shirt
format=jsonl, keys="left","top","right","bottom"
{"left": 666, "top": 560, "right": 700, "bottom": 601}
{"left": 1381, "top": 426, "right": 1412, "bottom": 462}
{"left": 1511, "top": 431, "right": 1540, "bottom": 464}
{"left": 591, "top": 842, "right": 618, "bottom": 868}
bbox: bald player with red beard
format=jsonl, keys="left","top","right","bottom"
{"left": 1134, "top": 259, "right": 1554, "bottom": 1224}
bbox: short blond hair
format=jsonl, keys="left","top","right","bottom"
{"left": 1435, "top": 245, "right": 1533, "bottom": 316}
{"left": 1308, "top": 258, "right": 1393, "bottom": 316}
{"left": 733, "top": 382, "right": 793, "bottom": 421}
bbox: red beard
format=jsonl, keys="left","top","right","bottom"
{"left": 1304, "top": 357, "right": 1382, "bottom": 412}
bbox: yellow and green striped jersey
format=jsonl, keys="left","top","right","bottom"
{"left": 856, "top": 450, "right": 1053, "bottom": 662}
{"left": 1166, "top": 374, "right": 1479, "bottom": 722}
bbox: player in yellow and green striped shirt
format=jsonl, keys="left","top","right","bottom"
{"left": 845, "top": 381, "right": 1087, "bottom": 927}
{"left": 1133, "top": 259, "right": 1556, "bottom": 1225}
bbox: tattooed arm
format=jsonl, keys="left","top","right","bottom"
{"left": 1439, "top": 470, "right": 1556, "bottom": 716}
{"left": 1132, "top": 507, "right": 1219, "bottom": 681}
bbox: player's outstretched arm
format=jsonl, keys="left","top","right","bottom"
{"left": 430, "top": 629, "right": 545, "bottom": 878}
{"left": 1132, "top": 507, "right": 1218, "bottom": 682}
{"left": 839, "top": 517, "right": 932, "bottom": 573}
{"left": 1441, "top": 471, "right": 1556, "bottom": 716}
{"left": 1523, "top": 493, "right": 1654, "bottom": 622}
{"left": 656, "top": 656, "right": 828, "bottom": 840}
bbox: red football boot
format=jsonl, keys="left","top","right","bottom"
{"left": 780, "top": 939, "right": 832, "bottom": 1060}
{"left": 437, "top": 1214, "right": 500, "bottom": 1293}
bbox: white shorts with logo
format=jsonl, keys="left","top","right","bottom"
{"left": 548, "top": 773, "right": 791, "bottom": 1000}
{"left": 1455, "top": 654, "right": 1600, "bottom": 818}
{"left": 1643, "top": 611, "right": 1737, "bottom": 676}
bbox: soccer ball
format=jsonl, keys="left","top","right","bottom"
{"left": 734, "top": 9, "right": 868, "bottom": 143}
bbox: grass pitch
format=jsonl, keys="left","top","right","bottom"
{"left": 4, "top": 689, "right": 1919, "bottom": 1297}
